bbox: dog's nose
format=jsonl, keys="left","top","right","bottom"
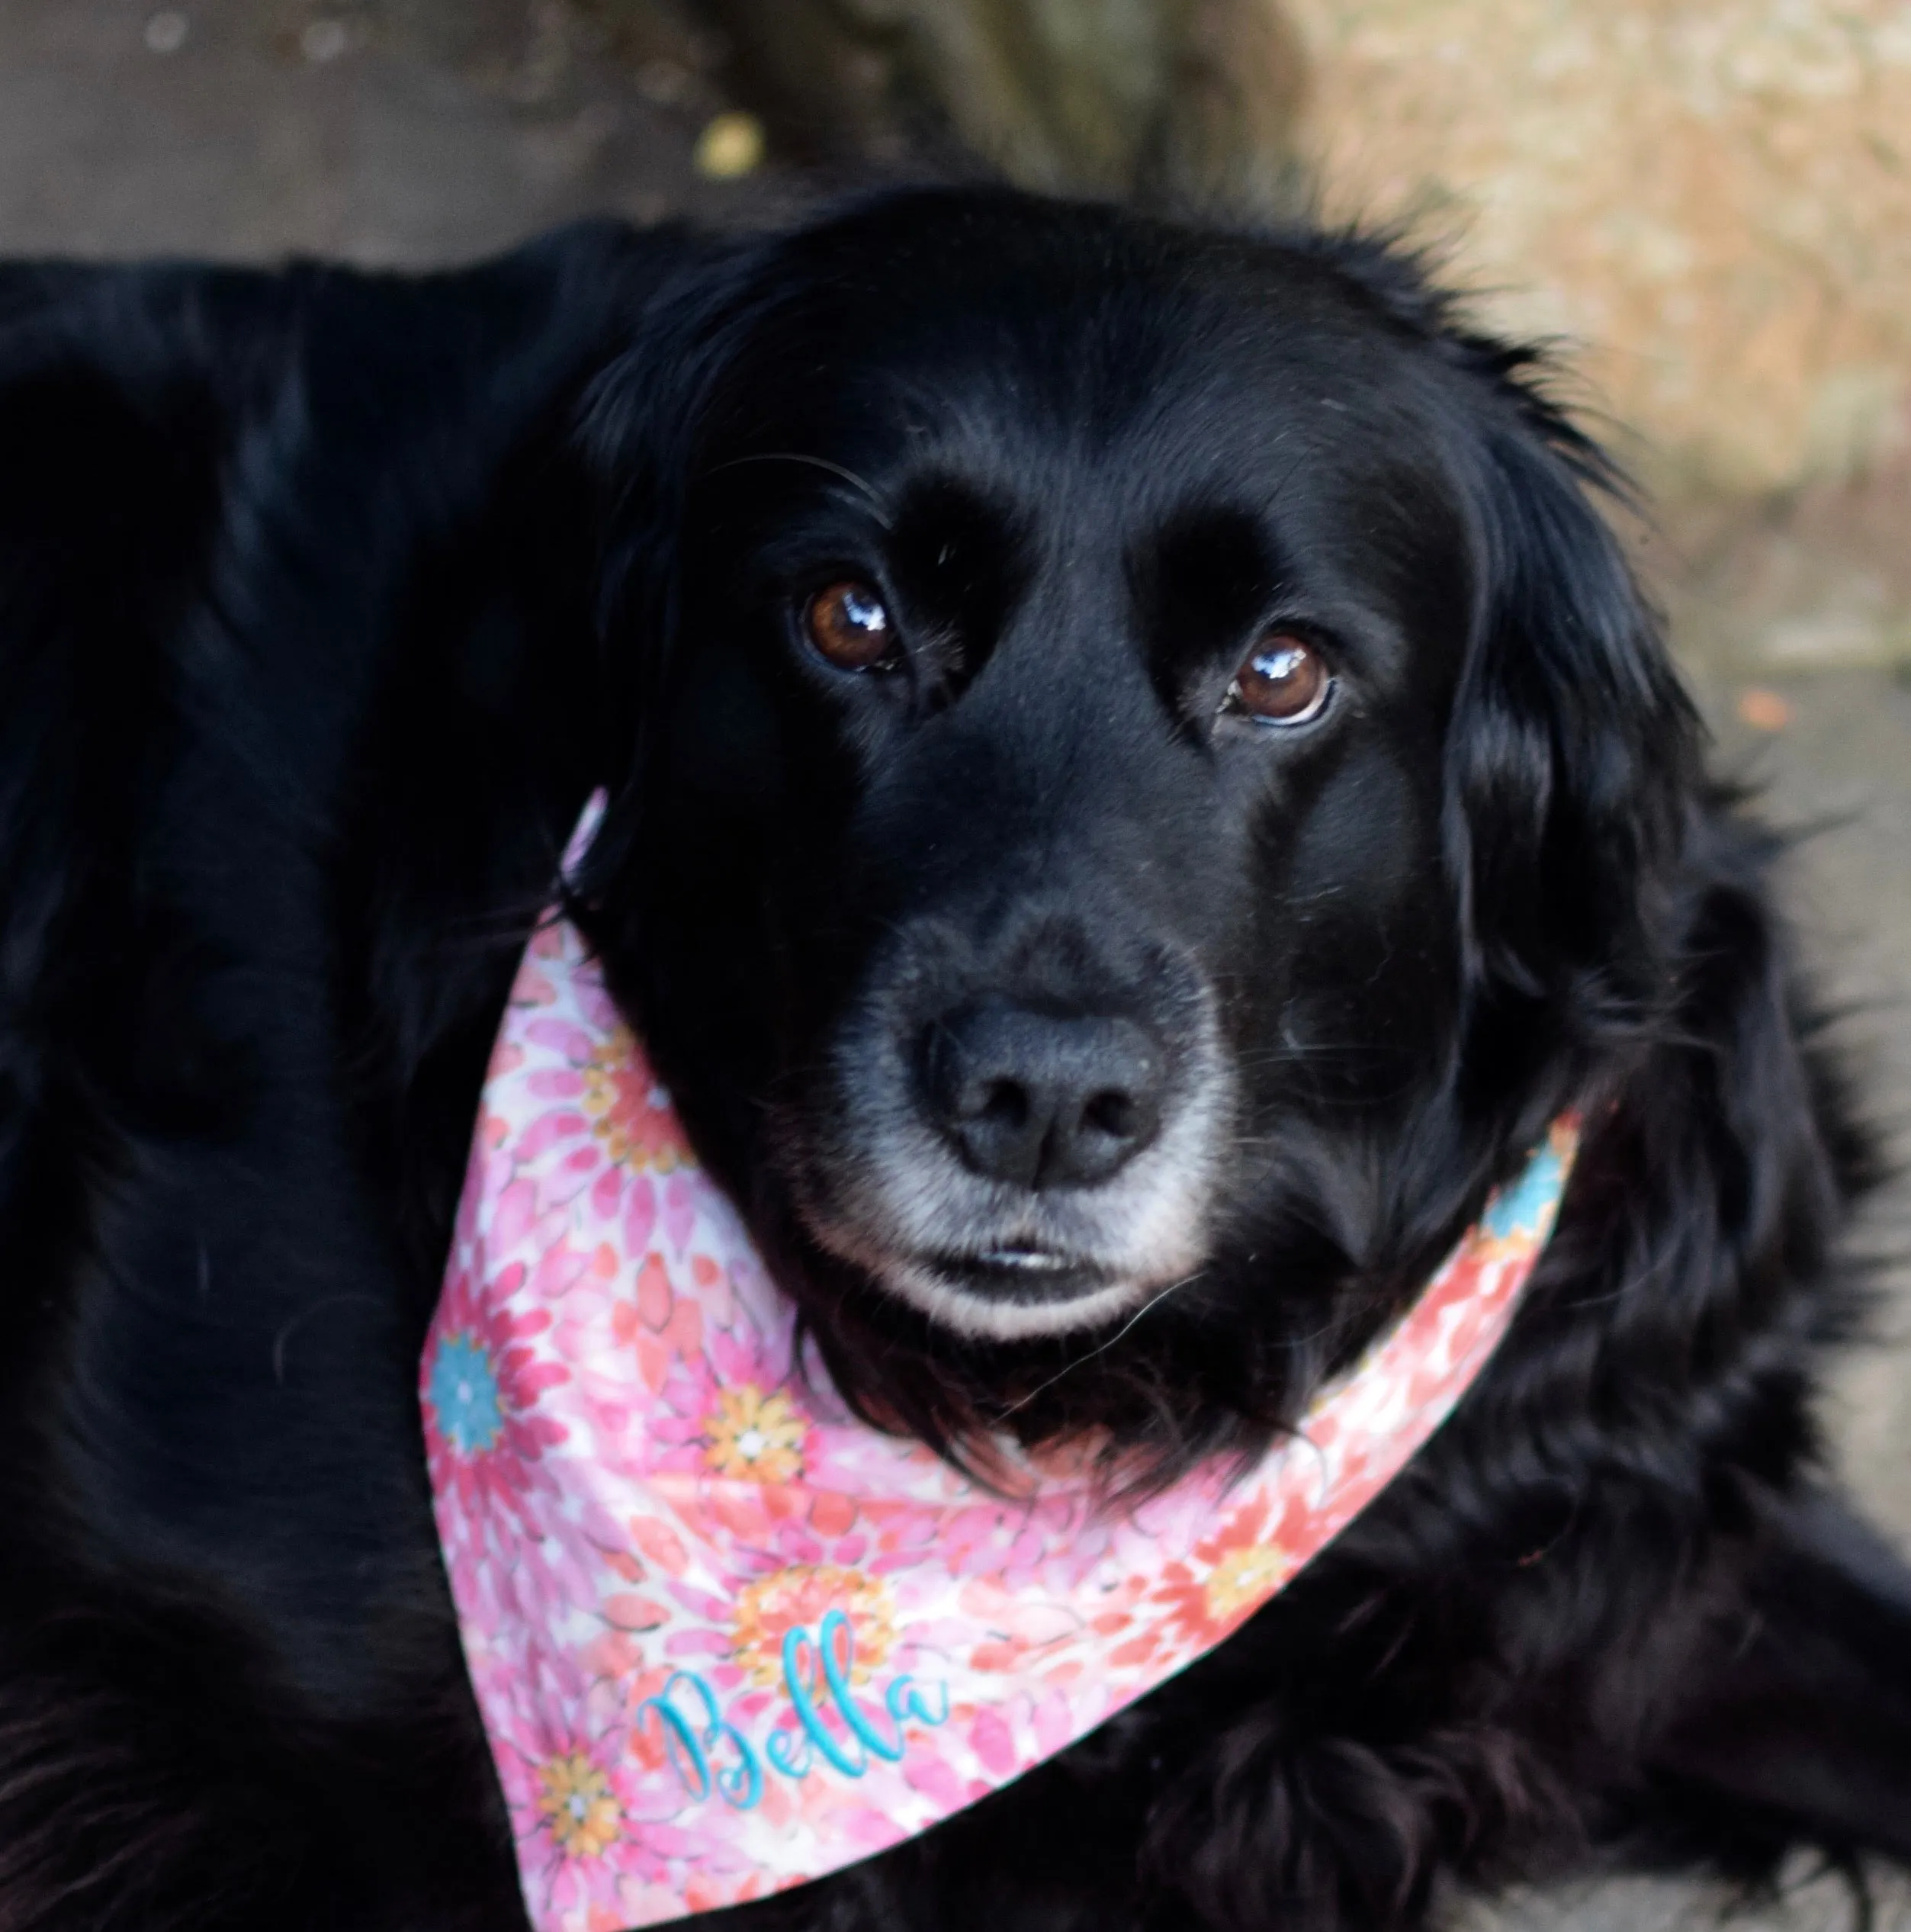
{"left": 920, "top": 1002, "right": 1166, "bottom": 1190}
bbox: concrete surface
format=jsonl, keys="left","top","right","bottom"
{"left": 1, "top": 4, "right": 1905, "bottom": 1923}
{"left": 0, "top": 0, "right": 788, "bottom": 262}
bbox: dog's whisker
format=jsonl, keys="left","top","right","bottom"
{"left": 701, "top": 451, "right": 894, "bottom": 527}
{"left": 990, "top": 1272, "right": 1200, "bottom": 1422}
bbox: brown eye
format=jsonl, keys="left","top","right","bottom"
{"left": 1226, "top": 633, "right": 1331, "bottom": 726}
{"left": 802, "top": 580, "right": 898, "bottom": 672}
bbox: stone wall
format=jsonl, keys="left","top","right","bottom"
{"left": 1280, "top": 0, "right": 1911, "bottom": 670}
{"left": 1283, "top": 0, "right": 1909, "bottom": 513}
{"left": 1288, "top": 0, "right": 1911, "bottom": 502}
{"left": 678, "top": 0, "right": 1306, "bottom": 201}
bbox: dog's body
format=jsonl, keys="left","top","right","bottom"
{"left": 2, "top": 192, "right": 1909, "bottom": 1932}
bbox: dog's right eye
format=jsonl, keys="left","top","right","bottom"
{"left": 801, "top": 581, "right": 901, "bottom": 673}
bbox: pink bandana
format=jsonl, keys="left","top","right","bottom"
{"left": 423, "top": 861, "right": 1576, "bottom": 1932}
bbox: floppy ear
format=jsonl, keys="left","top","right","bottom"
{"left": 1441, "top": 384, "right": 1702, "bottom": 1097}
{"left": 1294, "top": 233, "right": 1701, "bottom": 1079}
{"left": 560, "top": 230, "right": 792, "bottom": 949}
{"left": 567, "top": 231, "right": 747, "bottom": 761}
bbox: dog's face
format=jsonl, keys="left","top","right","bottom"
{"left": 582, "top": 192, "right": 1688, "bottom": 1455}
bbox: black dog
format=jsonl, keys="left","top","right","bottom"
{"left": 2, "top": 187, "right": 1908, "bottom": 1932}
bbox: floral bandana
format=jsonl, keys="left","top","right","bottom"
{"left": 422, "top": 823, "right": 1578, "bottom": 1932}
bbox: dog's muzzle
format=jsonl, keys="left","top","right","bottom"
{"left": 794, "top": 937, "right": 1233, "bottom": 1341}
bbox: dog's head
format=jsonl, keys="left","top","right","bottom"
{"left": 574, "top": 189, "right": 1697, "bottom": 1474}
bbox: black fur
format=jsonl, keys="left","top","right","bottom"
{"left": 0, "top": 188, "right": 1903, "bottom": 1932}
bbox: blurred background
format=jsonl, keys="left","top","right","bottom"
{"left": 2, "top": 2, "right": 1906, "bottom": 1924}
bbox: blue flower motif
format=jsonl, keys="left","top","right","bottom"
{"left": 429, "top": 1332, "right": 504, "bottom": 1455}
{"left": 1482, "top": 1140, "right": 1566, "bottom": 1243}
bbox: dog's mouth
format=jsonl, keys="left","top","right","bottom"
{"left": 880, "top": 1244, "right": 1158, "bottom": 1341}
{"left": 965, "top": 1245, "right": 1090, "bottom": 1279}
{"left": 927, "top": 1243, "right": 1116, "bottom": 1300}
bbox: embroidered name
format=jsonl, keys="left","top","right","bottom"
{"left": 638, "top": 1609, "right": 949, "bottom": 1809}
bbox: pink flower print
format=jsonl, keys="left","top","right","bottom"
{"left": 488, "top": 1689, "right": 683, "bottom": 1925}
{"left": 729, "top": 1566, "right": 898, "bottom": 1690}
{"left": 1148, "top": 1491, "right": 1299, "bottom": 1653}
{"left": 800, "top": 1417, "right": 948, "bottom": 1502}
{"left": 580, "top": 1027, "right": 693, "bottom": 1173}
{"left": 953, "top": 1580, "right": 1085, "bottom": 1675}
{"left": 574, "top": 1168, "right": 659, "bottom": 1307}
{"left": 423, "top": 1259, "right": 570, "bottom": 1532}
{"left": 967, "top": 1706, "right": 1017, "bottom": 1777}
{"left": 618, "top": 1337, "right": 722, "bottom": 1476}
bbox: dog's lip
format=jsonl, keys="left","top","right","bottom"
{"left": 919, "top": 1246, "right": 1113, "bottom": 1297}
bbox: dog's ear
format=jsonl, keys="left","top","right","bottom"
{"left": 1440, "top": 374, "right": 1701, "bottom": 1098}
{"left": 556, "top": 227, "right": 788, "bottom": 963}
{"left": 570, "top": 232, "right": 754, "bottom": 759}
{"left": 1299, "top": 234, "right": 1700, "bottom": 1069}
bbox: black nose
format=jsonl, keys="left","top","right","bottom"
{"left": 920, "top": 1001, "right": 1166, "bottom": 1191}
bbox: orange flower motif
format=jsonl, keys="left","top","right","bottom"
{"left": 1203, "top": 1540, "right": 1295, "bottom": 1622}
{"left": 730, "top": 1565, "right": 896, "bottom": 1690}
{"left": 1151, "top": 1495, "right": 1296, "bottom": 1649}
{"left": 536, "top": 1751, "right": 621, "bottom": 1858}
{"left": 704, "top": 1384, "right": 807, "bottom": 1484}
{"left": 580, "top": 1031, "right": 693, "bottom": 1171}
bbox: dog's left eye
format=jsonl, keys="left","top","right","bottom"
{"left": 802, "top": 580, "right": 901, "bottom": 673}
{"left": 1222, "top": 632, "right": 1333, "bottom": 727}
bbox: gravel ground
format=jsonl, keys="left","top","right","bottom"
{"left": 2, "top": 5, "right": 1905, "bottom": 1923}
